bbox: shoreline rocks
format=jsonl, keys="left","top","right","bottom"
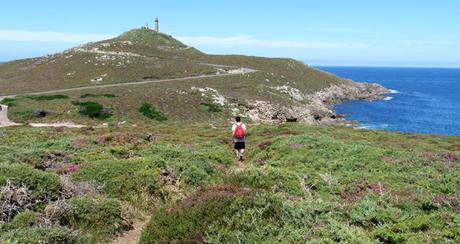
{"left": 246, "top": 82, "right": 390, "bottom": 125}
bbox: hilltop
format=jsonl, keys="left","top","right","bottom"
{"left": 0, "top": 28, "right": 388, "bottom": 126}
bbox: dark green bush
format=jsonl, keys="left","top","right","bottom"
{"left": 0, "top": 97, "right": 17, "bottom": 106}
{"left": 200, "top": 102, "right": 223, "bottom": 113}
{"left": 72, "top": 101, "right": 112, "bottom": 119}
{"left": 25, "top": 95, "right": 69, "bottom": 101}
{"left": 139, "top": 103, "right": 167, "bottom": 121}
{"left": 8, "top": 210, "right": 37, "bottom": 229}
{"left": 80, "top": 93, "right": 116, "bottom": 98}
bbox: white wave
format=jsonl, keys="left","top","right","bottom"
{"left": 389, "top": 89, "right": 399, "bottom": 94}
{"left": 357, "top": 123, "right": 389, "bottom": 130}
{"left": 383, "top": 96, "right": 393, "bottom": 101}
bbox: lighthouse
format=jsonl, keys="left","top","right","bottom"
{"left": 154, "top": 17, "right": 159, "bottom": 32}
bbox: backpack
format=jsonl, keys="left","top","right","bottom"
{"left": 234, "top": 124, "right": 245, "bottom": 139}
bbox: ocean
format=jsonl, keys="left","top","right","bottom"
{"left": 318, "top": 66, "right": 460, "bottom": 136}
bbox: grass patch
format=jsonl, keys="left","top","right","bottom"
{"left": 80, "top": 93, "right": 116, "bottom": 98}
{"left": 139, "top": 103, "right": 167, "bottom": 121}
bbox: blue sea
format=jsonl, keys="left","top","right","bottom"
{"left": 318, "top": 66, "right": 460, "bottom": 136}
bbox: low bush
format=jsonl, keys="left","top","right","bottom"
{"left": 77, "top": 159, "right": 165, "bottom": 204}
{"left": 0, "top": 226, "right": 82, "bottom": 243}
{"left": 140, "top": 186, "right": 252, "bottom": 243}
{"left": 25, "top": 95, "right": 69, "bottom": 101}
{"left": 0, "top": 97, "right": 17, "bottom": 107}
{"left": 200, "top": 102, "right": 223, "bottom": 113}
{"left": 139, "top": 103, "right": 167, "bottom": 121}
{"left": 72, "top": 101, "right": 113, "bottom": 119}
{"left": 62, "top": 196, "right": 128, "bottom": 242}
{"left": 0, "top": 163, "right": 61, "bottom": 210}
{"left": 80, "top": 93, "right": 116, "bottom": 98}
{"left": 8, "top": 210, "right": 37, "bottom": 229}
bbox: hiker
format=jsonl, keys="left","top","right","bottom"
{"left": 232, "top": 116, "right": 247, "bottom": 161}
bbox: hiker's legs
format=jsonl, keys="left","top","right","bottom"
{"left": 234, "top": 149, "right": 240, "bottom": 158}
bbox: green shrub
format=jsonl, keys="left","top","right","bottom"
{"left": 0, "top": 97, "right": 17, "bottom": 107}
{"left": 78, "top": 159, "right": 165, "bottom": 204}
{"left": 227, "top": 167, "right": 304, "bottom": 196}
{"left": 72, "top": 101, "right": 112, "bottom": 119}
{"left": 63, "top": 196, "right": 127, "bottom": 241}
{"left": 139, "top": 103, "right": 167, "bottom": 121}
{"left": 140, "top": 187, "right": 250, "bottom": 243}
{"left": 25, "top": 95, "right": 69, "bottom": 101}
{"left": 200, "top": 102, "right": 223, "bottom": 113}
{"left": 80, "top": 93, "right": 116, "bottom": 98}
{"left": 8, "top": 210, "right": 37, "bottom": 229}
{"left": 374, "top": 226, "right": 406, "bottom": 243}
{"left": 0, "top": 226, "right": 81, "bottom": 243}
{"left": 0, "top": 163, "right": 61, "bottom": 204}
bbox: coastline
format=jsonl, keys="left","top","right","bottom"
{"left": 247, "top": 82, "right": 390, "bottom": 125}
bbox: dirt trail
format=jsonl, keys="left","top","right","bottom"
{"left": 0, "top": 105, "right": 22, "bottom": 127}
{"left": 0, "top": 68, "right": 257, "bottom": 129}
{"left": 29, "top": 122, "right": 86, "bottom": 128}
{"left": 236, "top": 159, "right": 247, "bottom": 171}
{"left": 113, "top": 217, "right": 151, "bottom": 244}
{"left": 1, "top": 68, "right": 257, "bottom": 99}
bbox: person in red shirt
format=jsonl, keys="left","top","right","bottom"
{"left": 232, "top": 116, "right": 247, "bottom": 161}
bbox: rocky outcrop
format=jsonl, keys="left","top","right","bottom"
{"left": 246, "top": 82, "right": 389, "bottom": 125}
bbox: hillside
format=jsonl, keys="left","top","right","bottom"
{"left": 0, "top": 123, "right": 459, "bottom": 243}
{"left": 0, "top": 28, "right": 387, "bottom": 126}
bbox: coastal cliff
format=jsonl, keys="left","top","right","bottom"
{"left": 247, "top": 82, "right": 390, "bottom": 124}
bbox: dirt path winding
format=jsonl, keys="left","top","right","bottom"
{"left": 0, "top": 105, "right": 22, "bottom": 127}
{"left": 113, "top": 217, "right": 151, "bottom": 244}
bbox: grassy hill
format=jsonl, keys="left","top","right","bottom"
{"left": 0, "top": 123, "right": 459, "bottom": 243}
{"left": 0, "top": 29, "right": 345, "bottom": 96}
{"left": 0, "top": 28, "right": 353, "bottom": 125}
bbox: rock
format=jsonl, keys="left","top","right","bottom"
{"left": 91, "top": 77, "right": 103, "bottom": 84}
{"left": 146, "top": 133, "right": 157, "bottom": 142}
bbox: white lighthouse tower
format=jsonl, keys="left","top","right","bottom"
{"left": 154, "top": 17, "right": 159, "bottom": 32}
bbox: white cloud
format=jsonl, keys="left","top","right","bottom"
{"left": 0, "top": 30, "right": 114, "bottom": 43}
{"left": 177, "top": 35, "right": 368, "bottom": 49}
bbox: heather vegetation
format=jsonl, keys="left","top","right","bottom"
{"left": 0, "top": 123, "right": 459, "bottom": 243}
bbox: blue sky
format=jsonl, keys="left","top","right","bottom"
{"left": 1, "top": 0, "right": 459, "bottom": 67}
